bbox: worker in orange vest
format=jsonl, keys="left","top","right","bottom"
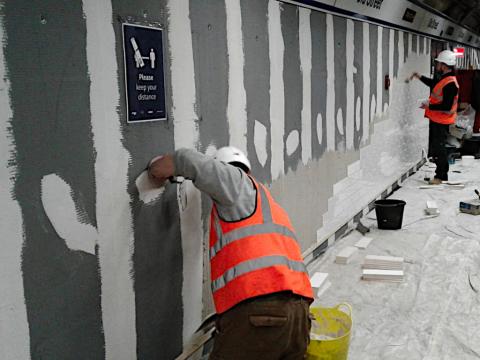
{"left": 148, "top": 147, "right": 314, "bottom": 359}
{"left": 410, "top": 50, "right": 459, "bottom": 184}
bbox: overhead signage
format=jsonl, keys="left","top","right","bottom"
{"left": 356, "top": 0, "right": 384, "bottom": 10}
{"left": 280, "top": 0, "right": 480, "bottom": 49}
{"left": 402, "top": 8, "right": 417, "bottom": 23}
{"left": 427, "top": 18, "right": 439, "bottom": 30}
{"left": 122, "top": 23, "right": 166, "bottom": 123}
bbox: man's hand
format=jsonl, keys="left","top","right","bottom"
{"left": 148, "top": 154, "right": 175, "bottom": 187}
{"left": 410, "top": 72, "right": 420, "bottom": 80}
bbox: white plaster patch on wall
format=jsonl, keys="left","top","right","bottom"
{"left": 82, "top": 1, "right": 136, "bottom": 358}
{"left": 205, "top": 143, "right": 218, "bottom": 157}
{"left": 355, "top": 96, "right": 361, "bottom": 131}
{"left": 362, "top": 22, "right": 370, "bottom": 144}
{"left": 286, "top": 130, "right": 300, "bottom": 156}
{"left": 371, "top": 95, "right": 376, "bottom": 122}
{"left": 376, "top": 26, "right": 383, "bottom": 116}
{"left": 316, "top": 113, "right": 323, "bottom": 145}
{"left": 379, "top": 151, "right": 400, "bottom": 176}
{"left": 326, "top": 14, "right": 335, "bottom": 151}
{"left": 254, "top": 120, "right": 268, "bottom": 167}
{"left": 268, "top": 0, "right": 285, "bottom": 180}
{"left": 225, "top": 0, "right": 247, "bottom": 154}
{"left": 168, "top": 0, "right": 203, "bottom": 345}
{"left": 0, "top": 11, "right": 31, "bottom": 359}
{"left": 345, "top": 19, "right": 354, "bottom": 150}
{"left": 317, "top": 51, "right": 430, "bottom": 247}
{"left": 41, "top": 174, "right": 97, "bottom": 255}
{"left": 336, "top": 108, "right": 344, "bottom": 136}
{"left": 299, "top": 8, "right": 312, "bottom": 165}
{"left": 135, "top": 170, "right": 165, "bottom": 204}
{"left": 389, "top": 29, "right": 394, "bottom": 105}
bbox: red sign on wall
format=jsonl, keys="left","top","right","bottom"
{"left": 453, "top": 47, "right": 465, "bottom": 58}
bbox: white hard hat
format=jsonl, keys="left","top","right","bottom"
{"left": 435, "top": 50, "right": 457, "bottom": 66}
{"left": 214, "top": 146, "right": 251, "bottom": 171}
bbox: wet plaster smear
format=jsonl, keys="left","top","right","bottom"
{"left": 2, "top": 0, "right": 480, "bottom": 358}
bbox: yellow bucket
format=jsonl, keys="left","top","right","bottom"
{"left": 306, "top": 303, "right": 353, "bottom": 360}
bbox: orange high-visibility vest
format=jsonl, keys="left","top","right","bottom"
{"left": 424, "top": 76, "right": 459, "bottom": 125}
{"left": 209, "top": 177, "right": 313, "bottom": 314}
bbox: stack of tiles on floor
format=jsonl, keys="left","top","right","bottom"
{"left": 310, "top": 272, "right": 331, "bottom": 298}
{"left": 425, "top": 200, "right": 439, "bottom": 215}
{"left": 354, "top": 237, "right": 373, "bottom": 249}
{"left": 362, "top": 255, "right": 404, "bottom": 282}
{"left": 362, "top": 269, "right": 404, "bottom": 282}
{"left": 335, "top": 246, "right": 358, "bottom": 264}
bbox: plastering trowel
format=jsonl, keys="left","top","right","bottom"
{"left": 459, "top": 189, "right": 480, "bottom": 215}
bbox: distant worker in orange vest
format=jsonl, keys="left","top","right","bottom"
{"left": 148, "top": 146, "right": 314, "bottom": 360}
{"left": 410, "top": 49, "right": 459, "bottom": 184}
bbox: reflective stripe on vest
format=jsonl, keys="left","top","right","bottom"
{"left": 211, "top": 255, "right": 307, "bottom": 292}
{"left": 210, "top": 185, "right": 296, "bottom": 259}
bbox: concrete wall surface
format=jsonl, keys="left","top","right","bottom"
{"left": 1, "top": 1, "right": 478, "bottom": 359}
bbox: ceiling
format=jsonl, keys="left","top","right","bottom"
{"left": 421, "top": 0, "right": 480, "bottom": 34}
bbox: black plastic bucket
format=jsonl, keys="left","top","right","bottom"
{"left": 374, "top": 199, "right": 406, "bottom": 230}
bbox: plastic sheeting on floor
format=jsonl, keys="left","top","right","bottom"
{"left": 309, "top": 158, "right": 480, "bottom": 360}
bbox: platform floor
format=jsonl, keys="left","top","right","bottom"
{"left": 309, "top": 158, "right": 480, "bottom": 360}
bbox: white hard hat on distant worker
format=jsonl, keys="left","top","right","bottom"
{"left": 434, "top": 50, "right": 457, "bottom": 66}
{"left": 214, "top": 146, "right": 251, "bottom": 172}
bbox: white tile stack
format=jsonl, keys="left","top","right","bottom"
{"left": 310, "top": 272, "right": 331, "bottom": 298}
{"left": 335, "top": 246, "right": 358, "bottom": 265}
{"left": 425, "top": 201, "right": 440, "bottom": 215}
{"left": 362, "top": 269, "right": 404, "bottom": 282}
{"left": 361, "top": 255, "right": 404, "bottom": 282}
{"left": 354, "top": 237, "right": 373, "bottom": 249}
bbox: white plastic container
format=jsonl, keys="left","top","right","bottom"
{"left": 462, "top": 155, "right": 475, "bottom": 166}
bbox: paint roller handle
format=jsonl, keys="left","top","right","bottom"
{"left": 475, "top": 189, "right": 480, "bottom": 200}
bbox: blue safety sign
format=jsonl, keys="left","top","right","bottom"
{"left": 122, "top": 23, "right": 166, "bottom": 123}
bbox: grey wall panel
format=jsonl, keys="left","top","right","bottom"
{"left": 419, "top": 35, "right": 425, "bottom": 54}
{"left": 354, "top": 20, "right": 363, "bottom": 150}
{"left": 282, "top": 4, "right": 302, "bottom": 172}
{"left": 241, "top": 0, "right": 271, "bottom": 183}
{"left": 334, "top": 16, "right": 347, "bottom": 150}
{"left": 369, "top": 24, "right": 378, "bottom": 115}
{"left": 310, "top": 11, "right": 327, "bottom": 159}
{"left": 3, "top": 1, "right": 104, "bottom": 358}
{"left": 394, "top": 30, "right": 399, "bottom": 78}
{"left": 403, "top": 32, "right": 409, "bottom": 63}
{"left": 190, "top": 0, "right": 229, "bottom": 152}
{"left": 109, "top": 1, "right": 183, "bottom": 359}
{"left": 412, "top": 34, "right": 418, "bottom": 53}
{"left": 382, "top": 26, "right": 389, "bottom": 110}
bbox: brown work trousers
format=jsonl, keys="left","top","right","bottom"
{"left": 209, "top": 292, "right": 311, "bottom": 360}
